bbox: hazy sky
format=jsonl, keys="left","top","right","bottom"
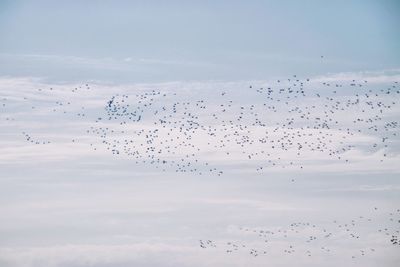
{"left": 0, "top": 0, "right": 399, "bottom": 82}
{"left": 0, "top": 1, "right": 400, "bottom": 267}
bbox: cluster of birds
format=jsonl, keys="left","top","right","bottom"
{"left": 21, "top": 131, "right": 51, "bottom": 145}
{"left": 390, "top": 235, "right": 400, "bottom": 246}
{"left": 199, "top": 207, "right": 400, "bottom": 259}
{"left": 96, "top": 77, "right": 396, "bottom": 174}
{"left": 1, "top": 75, "right": 399, "bottom": 175}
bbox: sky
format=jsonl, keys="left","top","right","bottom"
{"left": 0, "top": 1, "right": 400, "bottom": 267}
{"left": 0, "top": 0, "right": 399, "bottom": 82}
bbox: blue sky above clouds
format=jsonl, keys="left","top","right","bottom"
{"left": 0, "top": 0, "right": 399, "bottom": 82}
{"left": 0, "top": 1, "right": 400, "bottom": 267}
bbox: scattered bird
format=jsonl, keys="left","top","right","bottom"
{"left": 200, "top": 207, "right": 400, "bottom": 260}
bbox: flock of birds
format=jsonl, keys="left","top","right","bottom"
{"left": 2, "top": 75, "right": 400, "bottom": 175}
{"left": 1, "top": 72, "right": 399, "bottom": 264}
{"left": 1, "top": 74, "right": 398, "bottom": 176}
{"left": 199, "top": 207, "right": 400, "bottom": 259}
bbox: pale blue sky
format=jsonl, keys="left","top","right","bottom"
{"left": 0, "top": 0, "right": 399, "bottom": 82}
